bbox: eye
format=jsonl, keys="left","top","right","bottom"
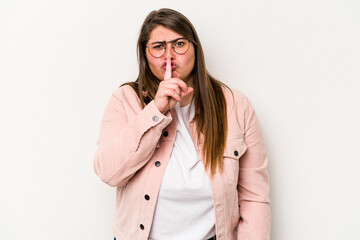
{"left": 151, "top": 44, "right": 164, "bottom": 50}
{"left": 174, "top": 40, "right": 186, "bottom": 47}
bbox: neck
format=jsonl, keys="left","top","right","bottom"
{"left": 185, "top": 77, "right": 194, "bottom": 88}
{"left": 180, "top": 92, "right": 193, "bottom": 107}
{"left": 180, "top": 77, "right": 193, "bottom": 107}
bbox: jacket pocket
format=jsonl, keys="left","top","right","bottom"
{"left": 223, "top": 138, "right": 247, "bottom": 186}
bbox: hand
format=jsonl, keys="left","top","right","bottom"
{"left": 154, "top": 58, "right": 193, "bottom": 113}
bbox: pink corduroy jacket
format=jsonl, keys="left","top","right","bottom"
{"left": 94, "top": 85, "right": 271, "bottom": 240}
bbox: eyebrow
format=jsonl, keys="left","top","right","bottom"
{"left": 148, "top": 37, "right": 186, "bottom": 45}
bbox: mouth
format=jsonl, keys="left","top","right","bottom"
{"left": 162, "top": 62, "right": 177, "bottom": 71}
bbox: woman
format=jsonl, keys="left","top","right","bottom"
{"left": 94, "top": 8, "right": 270, "bottom": 240}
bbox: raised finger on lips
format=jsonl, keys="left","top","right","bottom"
{"left": 164, "top": 57, "right": 172, "bottom": 80}
{"left": 164, "top": 57, "right": 190, "bottom": 93}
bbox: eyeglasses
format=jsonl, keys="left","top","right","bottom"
{"left": 146, "top": 37, "right": 191, "bottom": 58}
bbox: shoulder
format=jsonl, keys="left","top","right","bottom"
{"left": 112, "top": 84, "right": 137, "bottom": 98}
{"left": 111, "top": 84, "right": 141, "bottom": 105}
{"left": 221, "top": 85, "right": 260, "bottom": 136}
{"left": 221, "top": 85, "right": 252, "bottom": 114}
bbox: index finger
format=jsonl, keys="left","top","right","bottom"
{"left": 164, "top": 58, "right": 172, "bottom": 80}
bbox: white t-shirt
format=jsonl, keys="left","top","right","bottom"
{"left": 148, "top": 102, "right": 216, "bottom": 240}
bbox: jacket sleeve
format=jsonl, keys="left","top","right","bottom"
{"left": 236, "top": 96, "right": 271, "bottom": 240}
{"left": 93, "top": 87, "right": 172, "bottom": 187}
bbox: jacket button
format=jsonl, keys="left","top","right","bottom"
{"left": 140, "top": 224, "right": 144, "bottom": 230}
{"left": 152, "top": 115, "right": 159, "bottom": 122}
{"left": 144, "top": 194, "right": 150, "bottom": 200}
{"left": 163, "top": 131, "right": 168, "bottom": 137}
{"left": 234, "top": 150, "right": 239, "bottom": 156}
{"left": 155, "top": 161, "right": 161, "bottom": 167}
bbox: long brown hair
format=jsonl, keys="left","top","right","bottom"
{"left": 123, "top": 8, "right": 228, "bottom": 175}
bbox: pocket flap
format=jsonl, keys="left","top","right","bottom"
{"left": 223, "top": 138, "right": 247, "bottom": 159}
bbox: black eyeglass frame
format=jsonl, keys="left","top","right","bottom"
{"left": 145, "top": 37, "right": 191, "bottom": 58}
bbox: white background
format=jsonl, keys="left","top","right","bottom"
{"left": 1, "top": 0, "right": 359, "bottom": 239}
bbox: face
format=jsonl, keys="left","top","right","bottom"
{"left": 145, "top": 25, "right": 195, "bottom": 85}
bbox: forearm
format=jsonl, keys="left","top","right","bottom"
{"left": 237, "top": 201, "right": 271, "bottom": 240}
{"left": 94, "top": 94, "right": 172, "bottom": 187}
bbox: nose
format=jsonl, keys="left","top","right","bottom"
{"left": 164, "top": 43, "right": 176, "bottom": 59}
